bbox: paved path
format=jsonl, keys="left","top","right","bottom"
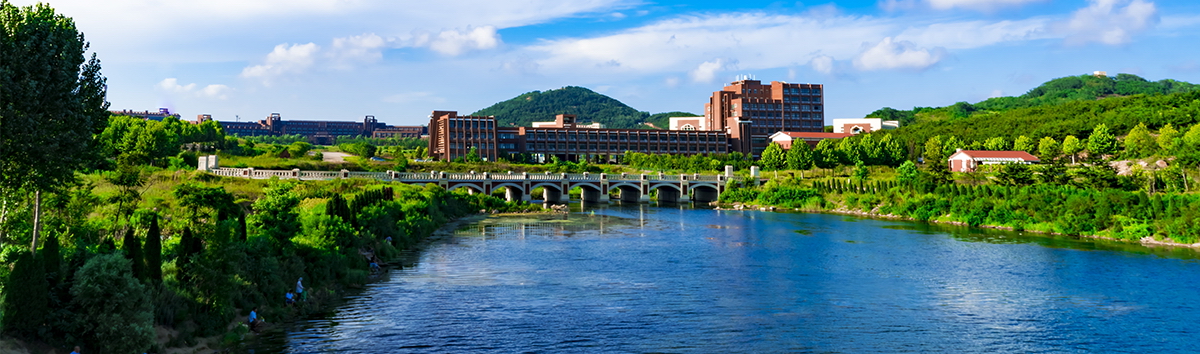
{"left": 323, "top": 152, "right": 352, "bottom": 163}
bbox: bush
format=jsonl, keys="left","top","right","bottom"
{"left": 1, "top": 250, "right": 49, "bottom": 339}
{"left": 70, "top": 254, "right": 155, "bottom": 354}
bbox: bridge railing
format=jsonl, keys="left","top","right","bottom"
{"left": 207, "top": 168, "right": 734, "bottom": 184}
{"left": 300, "top": 171, "right": 340, "bottom": 180}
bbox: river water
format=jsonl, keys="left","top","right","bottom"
{"left": 251, "top": 205, "right": 1200, "bottom": 353}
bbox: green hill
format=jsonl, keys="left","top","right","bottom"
{"left": 471, "top": 86, "right": 699, "bottom": 129}
{"left": 868, "top": 74, "right": 1200, "bottom": 145}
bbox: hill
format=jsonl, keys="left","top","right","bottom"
{"left": 471, "top": 86, "right": 699, "bottom": 129}
{"left": 867, "top": 74, "right": 1200, "bottom": 145}
{"left": 868, "top": 73, "right": 1200, "bottom": 128}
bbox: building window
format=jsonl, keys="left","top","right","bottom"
{"left": 682, "top": 124, "right": 695, "bottom": 131}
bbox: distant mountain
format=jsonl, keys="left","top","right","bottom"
{"left": 871, "top": 74, "right": 1200, "bottom": 145}
{"left": 471, "top": 86, "right": 698, "bottom": 129}
{"left": 867, "top": 73, "right": 1200, "bottom": 128}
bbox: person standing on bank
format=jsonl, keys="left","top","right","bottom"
{"left": 296, "top": 277, "right": 305, "bottom": 301}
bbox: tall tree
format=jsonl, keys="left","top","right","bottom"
{"left": 1062, "top": 135, "right": 1084, "bottom": 164}
{"left": 984, "top": 137, "right": 1008, "bottom": 151}
{"left": 1013, "top": 135, "right": 1034, "bottom": 153}
{"left": 1158, "top": 123, "right": 1181, "bottom": 155}
{"left": 144, "top": 214, "right": 162, "bottom": 283}
{"left": 924, "top": 136, "right": 945, "bottom": 163}
{"left": 0, "top": 2, "right": 109, "bottom": 254}
{"left": 786, "top": 142, "right": 814, "bottom": 170}
{"left": 1037, "top": 137, "right": 1061, "bottom": 162}
{"left": 121, "top": 228, "right": 145, "bottom": 281}
{"left": 760, "top": 143, "right": 786, "bottom": 170}
{"left": 1123, "top": 122, "right": 1156, "bottom": 158}
{"left": 1, "top": 250, "right": 49, "bottom": 338}
{"left": 1088, "top": 124, "right": 1119, "bottom": 160}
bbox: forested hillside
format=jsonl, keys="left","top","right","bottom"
{"left": 471, "top": 86, "right": 699, "bottom": 129}
{"left": 865, "top": 74, "right": 1200, "bottom": 147}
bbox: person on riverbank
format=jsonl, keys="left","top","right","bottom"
{"left": 286, "top": 291, "right": 295, "bottom": 306}
{"left": 248, "top": 307, "right": 261, "bottom": 332}
{"left": 296, "top": 277, "right": 306, "bottom": 301}
{"left": 70, "top": 346, "right": 80, "bottom": 354}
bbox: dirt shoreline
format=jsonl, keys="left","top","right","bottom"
{"left": 715, "top": 203, "right": 1200, "bottom": 250}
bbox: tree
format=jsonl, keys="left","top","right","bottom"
{"left": 465, "top": 146, "right": 482, "bottom": 163}
{"left": 1122, "top": 122, "right": 1156, "bottom": 158}
{"left": 1, "top": 250, "right": 49, "bottom": 338}
{"left": 814, "top": 139, "right": 841, "bottom": 169}
{"left": 249, "top": 181, "right": 301, "bottom": 243}
{"left": 1062, "top": 135, "right": 1083, "bottom": 164}
{"left": 924, "top": 136, "right": 944, "bottom": 163}
{"left": 70, "top": 254, "right": 154, "bottom": 354}
{"left": 897, "top": 160, "right": 919, "bottom": 186}
{"left": 144, "top": 214, "right": 162, "bottom": 283}
{"left": 0, "top": 2, "right": 110, "bottom": 255}
{"left": 786, "top": 142, "right": 814, "bottom": 170}
{"left": 996, "top": 163, "right": 1035, "bottom": 186}
{"left": 1037, "top": 136, "right": 1061, "bottom": 162}
{"left": 1088, "top": 124, "right": 1119, "bottom": 160}
{"left": 761, "top": 143, "right": 786, "bottom": 170}
{"left": 121, "top": 228, "right": 145, "bottom": 281}
{"left": 1158, "top": 123, "right": 1181, "bottom": 155}
{"left": 852, "top": 161, "right": 870, "bottom": 182}
{"left": 1013, "top": 135, "right": 1034, "bottom": 153}
{"left": 984, "top": 137, "right": 1008, "bottom": 151}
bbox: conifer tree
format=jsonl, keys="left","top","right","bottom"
{"left": 122, "top": 228, "right": 145, "bottom": 281}
{"left": 1, "top": 251, "right": 49, "bottom": 338}
{"left": 145, "top": 215, "right": 162, "bottom": 283}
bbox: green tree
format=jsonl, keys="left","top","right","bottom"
{"left": 1123, "top": 122, "right": 1156, "bottom": 158}
{"left": 250, "top": 181, "right": 301, "bottom": 243}
{"left": 941, "top": 135, "right": 965, "bottom": 158}
{"left": 897, "top": 160, "right": 919, "bottom": 186}
{"left": 1062, "top": 135, "right": 1084, "bottom": 164}
{"left": 924, "top": 136, "right": 944, "bottom": 163}
{"left": 287, "top": 141, "right": 313, "bottom": 157}
{"left": 465, "top": 146, "right": 482, "bottom": 163}
{"left": 121, "top": 228, "right": 145, "bottom": 281}
{"left": 144, "top": 214, "right": 162, "bottom": 283}
{"left": 761, "top": 143, "right": 786, "bottom": 170}
{"left": 852, "top": 161, "right": 870, "bottom": 182}
{"left": 996, "top": 163, "right": 1035, "bottom": 186}
{"left": 0, "top": 2, "right": 110, "bottom": 255}
{"left": 1158, "top": 123, "right": 1181, "bottom": 154}
{"left": 1183, "top": 124, "right": 1200, "bottom": 148}
{"left": 814, "top": 139, "right": 841, "bottom": 169}
{"left": 1088, "top": 124, "right": 1119, "bottom": 160}
{"left": 1, "top": 250, "right": 49, "bottom": 338}
{"left": 984, "top": 137, "right": 1008, "bottom": 151}
{"left": 70, "top": 254, "right": 154, "bottom": 354}
{"left": 786, "top": 142, "right": 814, "bottom": 170}
{"left": 1013, "top": 135, "right": 1034, "bottom": 152}
{"left": 1037, "top": 136, "right": 1061, "bottom": 162}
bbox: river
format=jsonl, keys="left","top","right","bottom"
{"left": 249, "top": 204, "right": 1200, "bottom": 353}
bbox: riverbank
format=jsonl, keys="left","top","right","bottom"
{"left": 716, "top": 200, "right": 1200, "bottom": 250}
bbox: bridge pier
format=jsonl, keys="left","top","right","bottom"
{"left": 543, "top": 187, "right": 570, "bottom": 204}
{"left": 504, "top": 186, "right": 530, "bottom": 203}
{"left": 581, "top": 187, "right": 603, "bottom": 204}
{"left": 617, "top": 186, "right": 643, "bottom": 203}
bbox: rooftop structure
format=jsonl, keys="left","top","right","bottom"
{"left": 948, "top": 149, "right": 1040, "bottom": 172}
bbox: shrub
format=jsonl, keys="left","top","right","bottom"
{"left": 1, "top": 250, "right": 49, "bottom": 339}
{"left": 70, "top": 254, "right": 155, "bottom": 354}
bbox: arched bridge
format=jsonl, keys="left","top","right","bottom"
{"left": 198, "top": 156, "right": 737, "bottom": 204}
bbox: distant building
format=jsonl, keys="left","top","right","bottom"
{"left": 831, "top": 118, "right": 899, "bottom": 134}
{"left": 769, "top": 131, "right": 853, "bottom": 149}
{"left": 197, "top": 113, "right": 426, "bottom": 145}
{"left": 668, "top": 116, "right": 707, "bottom": 131}
{"left": 428, "top": 111, "right": 728, "bottom": 162}
{"left": 948, "top": 149, "right": 1040, "bottom": 172}
{"left": 110, "top": 108, "right": 180, "bottom": 121}
{"left": 704, "top": 79, "right": 825, "bottom": 157}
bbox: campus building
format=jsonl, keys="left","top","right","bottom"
{"left": 704, "top": 79, "right": 825, "bottom": 156}
{"left": 196, "top": 113, "right": 428, "bottom": 145}
{"left": 427, "top": 111, "right": 729, "bottom": 162}
{"left": 769, "top": 118, "right": 901, "bottom": 149}
{"left": 111, "top": 108, "right": 181, "bottom": 121}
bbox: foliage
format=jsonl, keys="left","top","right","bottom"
{"left": 761, "top": 143, "right": 786, "bottom": 170}
{"left": 897, "top": 161, "right": 919, "bottom": 185}
{"left": 122, "top": 228, "right": 145, "bottom": 281}
{"left": 334, "top": 136, "right": 426, "bottom": 148}
{"left": 1089, "top": 124, "right": 1119, "bottom": 159}
{"left": 645, "top": 111, "right": 701, "bottom": 130}
{"left": 0, "top": 1, "right": 110, "bottom": 193}
{"left": 1013, "top": 135, "right": 1034, "bottom": 152}
{"left": 145, "top": 214, "right": 163, "bottom": 283}
{"left": 339, "top": 142, "right": 377, "bottom": 158}
{"left": 1122, "top": 122, "right": 1156, "bottom": 158}
{"left": 1, "top": 250, "right": 49, "bottom": 338}
{"left": 786, "top": 143, "right": 814, "bottom": 170}
{"left": 1037, "top": 137, "right": 1060, "bottom": 161}
{"left": 249, "top": 181, "right": 301, "bottom": 243}
{"left": 70, "top": 254, "right": 155, "bottom": 354}
{"left": 473, "top": 86, "right": 652, "bottom": 129}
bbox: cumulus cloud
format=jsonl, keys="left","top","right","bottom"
{"left": 853, "top": 37, "right": 946, "bottom": 71}
{"left": 1062, "top": 0, "right": 1158, "bottom": 45}
{"left": 240, "top": 43, "right": 321, "bottom": 84}
{"left": 690, "top": 59, "right": 730, "bottom": 83}
{"left": 157, "top": 78, "right": 232, "bottom": 100}
{"left": 330, "top": 33, "right": 388, "bottom": 67}
{"left": 408, "top": 26, "right": 502, "bottom": 56}
{"left": 810, "top": 55, "right": 836, "bottom": 74}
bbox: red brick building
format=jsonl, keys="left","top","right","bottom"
{"left": 199, "top": 113, "right": 427, "bottom": 145}
{"left": 704, "top": 79, "right": 824, "bottom": 156}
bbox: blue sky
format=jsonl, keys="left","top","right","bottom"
{"left": 18, "top": 0, "right": 1200, "bottom": 126}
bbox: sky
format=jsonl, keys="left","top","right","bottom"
{"left": 15, "top": 0, "right": 1200, "bottom": 126}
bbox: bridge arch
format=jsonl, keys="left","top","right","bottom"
{"left": 448, "top": 184, "right": 484, "bottom": 194}
{"left": 649, "top": 183, "right": 685, "bottom": 203}
{"left": 488, "top": 183, "right": 525, "bottom": 195}
{"left": 690, "top": 184, "right": 721, "bottom": 203}
{"left": 606, "top": 182, "right": 643, "bottom": 203}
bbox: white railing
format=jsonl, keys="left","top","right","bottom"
{"left": 206, "top": 168, "right": 730, "bottom": 184}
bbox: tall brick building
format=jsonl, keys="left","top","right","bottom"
{"left": 704, "top": 79, "right": 824, "bottom": 156}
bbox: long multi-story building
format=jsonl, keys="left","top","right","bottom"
{"left": 704, "top": 79, "right": 824, "bottom": 156}
{"left": 428, "top": 111, "right": 729, "bottom": 162}
{"left": 198, "top": 113, "right": 428, "bottom": 145}
{"left": 111, "top": 108, "right": 181, "bottom": 121}
{"left": 429, "top": 78, "right": 825, "bottom": 161}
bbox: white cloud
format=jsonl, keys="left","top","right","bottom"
{"left": 989, "top": 89, "right": 1004, "bottom": 98}
{"left": 853, "top": 37, "right": 946, "bottom": 71}
{"left": 665, "top": 76, "right": 680, "bottom": 87}
{"left": 330, "top": 33, "right": 388, "bottom": 67}
{"left": 157, "top": 78, "right": 231, "bottom": 100}
{"left": 926, "top": 0, "right": 1044, "bottom": 11}
{"left": 690, "top": 59, "right": 728, "bottom": 83}
{"left": 420, "top": 26, "right": 502, "bottom": 56}
{"left": 1062, "top": 0, "right": 1158, "bottom": 45}
{"left": 810, "top": 55, "right": 835, "bottom": 74}
{"left": 240, "top": 43, "right": 321, "bottom": 84}
{"left": 157, "top": 78, "right": 196, "bottom": 93}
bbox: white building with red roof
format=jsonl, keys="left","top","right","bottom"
{"left": 769, "top": 131, "right": 853, "bottom": 149}
{"left": 948, "top": 149, "right": 1040, "bottom": 172}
